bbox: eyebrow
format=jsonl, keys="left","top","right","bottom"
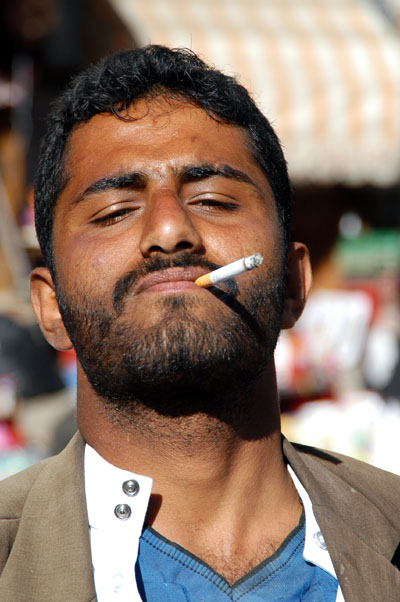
{"left": 178, "top": 163, "right": 257, "bottom": 188}
{"left": 74, "top": 172, "right": 147, "bottom": 204}
{"left": 74, "top": 162, "right": 262, "bottom": 205}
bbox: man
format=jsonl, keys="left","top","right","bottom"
{"left": 0, "top": 46, "right": 399, "bottom": 602}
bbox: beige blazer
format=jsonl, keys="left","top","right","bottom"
{"left": 0, "top": 433, "right": 399, "bottom": 602}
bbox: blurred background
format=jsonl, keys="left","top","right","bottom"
{"left": 1, "top": 0, "right": 400, "bottom": 477}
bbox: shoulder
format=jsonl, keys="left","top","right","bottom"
{"left": 291, "top": 440, "right": 400, "bottom": 485}
{"left": 284, "top": 438, "right": 400, "bottom": 523}
{"left": 0, "top": 433, "right": 85, "bottom": 571}
{"left": 0, "top": 432, "right": 84, "bottom": 520}
{"left": 0, "top": 458, "right": 52, "bottom": 519}
{"left": 0, "top": 456, "right": 54, "bottom": 574}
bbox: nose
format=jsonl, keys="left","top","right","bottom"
{"left": 139, "top": 189, "right": 203, "bottom": 257}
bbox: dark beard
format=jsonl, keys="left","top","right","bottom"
{"left": 55, "top": 253, "right": 285, "bottom": 417}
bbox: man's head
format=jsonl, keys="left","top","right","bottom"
{"left": 31, "top": 46, "right": 310, "bottom": 420}
{"left": 34, "top": 45, "right": 291, "bottom": 277}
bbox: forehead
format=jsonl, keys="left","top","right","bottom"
{"left": 61, "top": 98, "right": 272, "bottom": 199}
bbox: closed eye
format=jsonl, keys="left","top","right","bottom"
{"left": 91, "top": 207, "right": 135, "bottom": 226}
{"left": 192, "top": 199, "right": 238, "bottom": 210}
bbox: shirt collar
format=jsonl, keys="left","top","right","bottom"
{"left": 84, "top": 443, "right": 153, "bottom": 533}
{"left": 84, "top": 443, "right": 153, "bottom": 599}
{"left": 288, "top": 464, "right": 337, "bottom": 580}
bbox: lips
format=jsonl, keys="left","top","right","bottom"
{"left": 132, "top": 267, "right": 208, "bottom": 296}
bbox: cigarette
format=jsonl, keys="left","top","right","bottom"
{"left": 195, "top": 253, "right": 264, "bottom": 288}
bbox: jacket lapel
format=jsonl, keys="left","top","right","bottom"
{"left": 283, "top": 438, "right": 400, "bottom": 602}
{"left": 0, "top": 433, "right": 96, "bottom": 602}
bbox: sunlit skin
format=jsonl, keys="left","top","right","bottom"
{"left": 30, "top": 98, "right": 312, "bottom": 583}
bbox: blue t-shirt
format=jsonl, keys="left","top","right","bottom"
{"left": 136, "top": 512, "right": 338, "bottom": 601}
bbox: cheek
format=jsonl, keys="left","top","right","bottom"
{"left": 57, "top": 228, "right": 141, "bottom": 274}
{"left": 251, "top": 211, "right": 284, "bottom": 262}
{"left": 53, "top": 237, "right": 122, "bottom": 302}
{"left": 93, "top": 253, "right": 108, "bottom": 269}
{"left": 202, "top": 216, "right": 279, "bottom": 263}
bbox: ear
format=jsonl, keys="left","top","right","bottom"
{"left": 281, "top": 242, "right": 312, "bottom": 329}
{"left": 30, "top": 267, "right": 73, "bottom": 351}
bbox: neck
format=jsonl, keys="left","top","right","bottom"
{"left": 77, "top": 363, "right": 281, "bottom": 467}
{"left": 77, "top": 364, "right": 299, "bottom": 542}
{"left": 78, "top": 364, "right": 302, "bottom": 583}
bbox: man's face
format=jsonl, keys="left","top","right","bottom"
{"left": 50, "top": 98, "right": 287, "bottom": 410}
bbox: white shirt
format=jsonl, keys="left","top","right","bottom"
{"left": 84, "top": 445, "right": 344, "bottom": 602}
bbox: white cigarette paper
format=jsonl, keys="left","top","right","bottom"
{"left": 195, "top": 253, "right": 264, "bottom": 288}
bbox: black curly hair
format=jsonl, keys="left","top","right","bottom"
{"left": 34, "top": 45, "right": 291, "bottom": 275}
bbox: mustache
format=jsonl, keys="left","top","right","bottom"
{"left": 112, "top": 252, "right": 239, "bottom": 314}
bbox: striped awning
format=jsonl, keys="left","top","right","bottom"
{"left": 109, "top": 0, "right": 400, "bottom": 186}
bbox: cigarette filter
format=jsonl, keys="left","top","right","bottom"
{"left": 195, "top": 253, "right": 263, "bottom": 288}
